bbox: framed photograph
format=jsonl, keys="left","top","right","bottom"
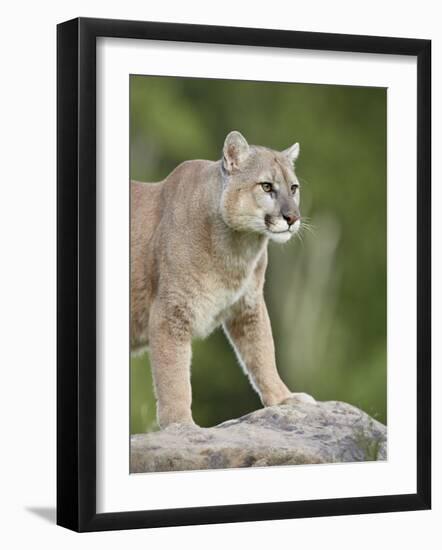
{"left": 57, "top": 17, "right": 431, "bottom": 532}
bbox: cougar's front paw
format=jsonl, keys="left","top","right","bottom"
{"left": 158, "top": 412, "right": 197, "bottom": 431}
{"left": 158, "top": 418, "right": 199, "bottom": 430}
{"left": 281, "top": 392, "right": 316, "bottom": 406}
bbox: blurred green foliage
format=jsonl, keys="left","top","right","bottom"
{"left": 130, "top": 75, "right": 387, "bottom": 434}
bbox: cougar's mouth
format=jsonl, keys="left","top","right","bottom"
{"left": 264, "top": 215, "right": 300, "bottom": 233}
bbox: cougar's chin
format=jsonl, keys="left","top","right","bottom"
{"left": 265, "top": 218, "right": 300, "bottom": 243}
{"left": 266, "top": 229, "right": 293, "bottom": 243}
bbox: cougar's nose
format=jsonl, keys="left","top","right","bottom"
{"left": 282, "top": 212, "right": 299, "bottom": 226}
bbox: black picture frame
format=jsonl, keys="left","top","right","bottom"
{"left": 57, "top": 17, "right": 431, "bottom": 532}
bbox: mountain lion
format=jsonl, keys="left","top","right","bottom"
{"left": 131, "top": 131, "right": 315, "bottom": 429}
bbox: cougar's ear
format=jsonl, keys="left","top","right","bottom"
{"left": 222, "top": 131, "right": 250, "bottom": 173}
{"left": 283, "top": 142, "right": 300, "bottom": 164}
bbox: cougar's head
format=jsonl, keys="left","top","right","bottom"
{"left": 220, "top": 130, "right": 302, "bottom": 243}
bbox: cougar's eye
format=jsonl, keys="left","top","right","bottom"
{"left": 291, "top": 184, "right": 299, "bottom": 194}
{"left": 261, "top": 182, "right": 273, "bottom": 193}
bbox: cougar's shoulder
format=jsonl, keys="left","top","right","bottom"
{"left": 161, "top": 159, "right": 219, "bottom": 198}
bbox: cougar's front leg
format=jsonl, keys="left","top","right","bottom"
{"left": 148, "top": 299, "right": 194, "bottom": 429}
{"left": 223, "top": 296, "right": 293, "bottom": 406}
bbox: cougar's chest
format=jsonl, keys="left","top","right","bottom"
{"left": 192, "top": 269, "right": 251, "bottom": 339}
{"left": 190, "top": 234, "right": 266, "bottom": 339}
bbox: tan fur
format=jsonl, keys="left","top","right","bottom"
{"left": 131, "top": 131, "right": 314, "bottom": 428}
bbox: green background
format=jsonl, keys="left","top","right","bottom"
{"left": 130, "top": 75, "right": 387, "bottom": 433}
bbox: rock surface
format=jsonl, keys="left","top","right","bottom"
{"left": 130, "top": 400, "right": 386, "bottom": 473}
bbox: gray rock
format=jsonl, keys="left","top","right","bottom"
{"left": 130, "top": 400, "right": 387, "bottom": 473}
